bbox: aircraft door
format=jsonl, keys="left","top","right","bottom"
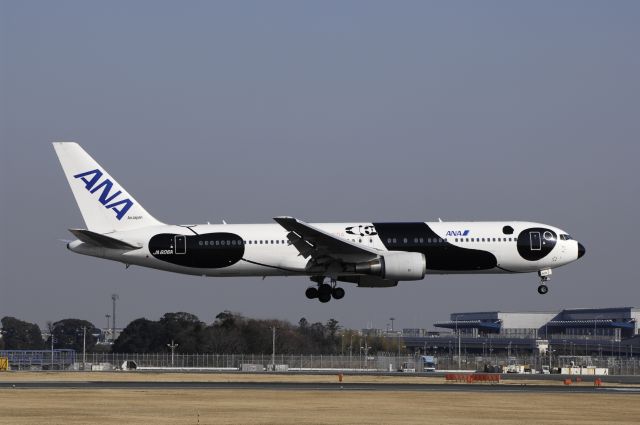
{"left": 175, "top": 235, "right": 186, "bottom": 254}
{"left": 529, "top": 231, "right": 541, "bottom": 251}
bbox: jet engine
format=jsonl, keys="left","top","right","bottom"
{"left": 354, "top": 251, "right": 426, "bottom": 281}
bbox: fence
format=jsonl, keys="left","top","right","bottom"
{"left": 0, "top": 350, "right": 76, "bottom": 370}
{"left": 3, "top": 351, "right": 639, "bottom": 375}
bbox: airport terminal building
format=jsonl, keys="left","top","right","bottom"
{"left": 403, "top": 307, "right": 639, "bottom": 356}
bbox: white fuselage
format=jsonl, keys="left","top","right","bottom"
{"left": 68, "top": 220, "right": 582, "bottom": 279}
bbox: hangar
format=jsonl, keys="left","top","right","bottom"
{"left": 403, "top": 307, "right": 639, "bottom": 356}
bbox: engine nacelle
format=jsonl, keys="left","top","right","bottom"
{"left": 355, "top": 251, "right": 426, "bottom": 281}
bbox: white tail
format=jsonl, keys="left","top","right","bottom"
{"left": 53, "top": 142, "right": 163, "bottom": 233}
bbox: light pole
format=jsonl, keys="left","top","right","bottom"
{"left": 271, "top": 326, "right": 276, "bottom": 370}
{"left": 167, "top": 340, "right": 178, "bottom": 367}
{"left": 390, "top": 317, "right": 395, "bottom": 333}
{"left": 82, "top": 326, "right": 86, "bottom": 371}
{"left": 458, "top": 330, "right": 462, "bottom": 370}
{"left": 105, "top": 314, "right": 111, "bottom": 342}
{"left": 349, "top": 333, "right": 353, "bottom": 368}
{"left": 364, "top": 336, "right": 369, "bottom": 369}
{"left": 111, "top": 294, "right": 119, "bottom": 342}
{"left": 453, "top": 315, "right": 462, "bottom": 370}
{"left": 49, "top": 324, "right": 54, "bottom": 370}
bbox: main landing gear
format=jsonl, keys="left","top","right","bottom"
{"left": 305, "top": 278, "right": 345, "bottom": 303}
{"left": 537, "top": 269, "right": 551, "bottom": 295}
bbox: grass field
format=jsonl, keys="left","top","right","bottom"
{"left": 1, "top": 388, "right": 639, "bottom": 425}
{"left": 1, "top": 372, "right": 639, "bottom": 424}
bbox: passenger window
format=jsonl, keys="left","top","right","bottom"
{"left": 455, "top": 238, "right": 458, "bottom": 242}
{"left": 419, "top": 238, "right": 424, "bottom": 243}
{"left": 392, "top": 238, "right": 397, "bottom": 243}
{"left": 276, "top": 240, "right": 279, "bottom": 244}
{"left": 439, "top": 238, "right": 443, "bottom": 243}
{"left": 466, "top": 238, "right": 469, "bottom": 242}
{"left": 387, "top": 238, "right": 392, "bottom": 243}
{"left": 414, "top": 238, "right": 418, "bottom": 243}
{"left": 403, "top": 238, "right": 408, "bottom": 243}
{"left": 359, "top": 238, "right": 362, "bottom": 243}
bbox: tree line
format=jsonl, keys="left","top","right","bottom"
{"left": 0, "top": 316, "right": 99, "bottom": 352}
{"left": 113, "top": 311, "right": 343, "bottom": 354}
{"left": 1, "top": 313, "right": 401, "bottom": 354}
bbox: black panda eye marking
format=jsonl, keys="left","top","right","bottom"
{"left": 518, "top": 228, "right": 557, "bottom": 261}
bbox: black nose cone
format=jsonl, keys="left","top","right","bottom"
{"left": 577, "top": 242, "right": 585, "bottom": 259}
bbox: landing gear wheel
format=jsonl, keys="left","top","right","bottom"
{"left": 331, "top": 287, "right": 345, "bottom": 300}
{"left": 318, "top": 284, "right": 332, "bottom": 303}
{"left": 537, "top": 284, "right": 549, "bottom": 295}
{"left": 305, "top": 287, "right": 319, "bottom": 299}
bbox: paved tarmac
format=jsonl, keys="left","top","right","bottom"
{"left": 4, "top": 381, "right": 640, "bottom": 394}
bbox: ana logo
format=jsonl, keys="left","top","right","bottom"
{"left": 345, "top": 225, "right": 378, "bottom": 236}
{"left": 73, "top": 169, "right": 134, "bottom": 220}
{"left": 446, "top": 230, "right": 470, "bottom": 237}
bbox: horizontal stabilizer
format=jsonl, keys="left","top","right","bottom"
{"left": 68, "top": 229, "right": 140, "bottom": 250}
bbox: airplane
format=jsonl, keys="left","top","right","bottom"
{"left": 53, "top": 142, "right": 585, "bottom": 303}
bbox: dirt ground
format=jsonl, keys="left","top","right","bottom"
{"left": 1, "top": 388, "right": 639, "bottom": 425}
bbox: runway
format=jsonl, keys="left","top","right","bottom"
{"left": 5, "top": 380, "right": 640, "bottom": 394}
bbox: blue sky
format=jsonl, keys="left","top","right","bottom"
{"left": 1, "top": 1, "right": 639, "bottom": 331}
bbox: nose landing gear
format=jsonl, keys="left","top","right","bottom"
{"left": 537, "top": 269, "right": 552, "bottom": 295}
{"left": 306, "top": 278, "right": 345, "bottom": 303}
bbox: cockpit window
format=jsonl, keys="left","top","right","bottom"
{"left": 560, "top": 234, "right": 573, "bottom": 240}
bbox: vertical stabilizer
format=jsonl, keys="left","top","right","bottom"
{"left": 53, "top": 142, "right": 162, "bottom": 233}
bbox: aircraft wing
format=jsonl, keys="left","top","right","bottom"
{"left": 273, "top": 216, "right": 379, "bottom": 263}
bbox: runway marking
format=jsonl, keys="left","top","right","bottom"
{"left": 598, "top": 387, "right": 640, "bottom": 393}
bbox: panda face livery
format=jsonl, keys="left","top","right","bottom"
{"left": 517, "top": 227, "right": 557, "bottom": 261}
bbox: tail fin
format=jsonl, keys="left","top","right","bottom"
{"left": 53, "top": 142, "right": 163, "bottom": 233}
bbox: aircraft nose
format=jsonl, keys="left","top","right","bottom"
{"left": 577, "top": 242, "right": 585, "bottom": 259}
